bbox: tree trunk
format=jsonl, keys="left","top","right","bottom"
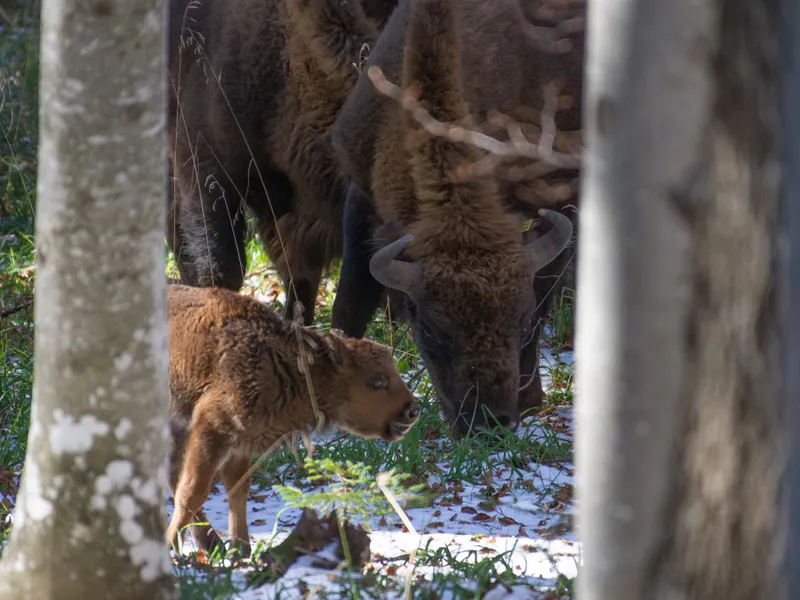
{"left": 575, "top": 0, "right": 792, "bottom": 598}
{"left": 781, "top": 0, "right": 800, "bottom": 594}
{"left": 0, "top": 0, "right": 175, "bottom": 598}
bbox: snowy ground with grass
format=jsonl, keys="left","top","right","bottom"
{"left": 164, "top": 269, "right": 580, "bottom": 599}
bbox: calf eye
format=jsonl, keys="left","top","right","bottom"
{"left": 369, "top": 376, "right": 388, "bottom": 390}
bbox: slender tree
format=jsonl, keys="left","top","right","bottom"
{"left": 0, "top": 0, "right": 175, "bottom": 598}
{"left": 575, "top": 0, "right": 797, "bottom": 598}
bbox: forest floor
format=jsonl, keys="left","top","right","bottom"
{"left": 0, "top": 6, "right": 581, "bottom": 598}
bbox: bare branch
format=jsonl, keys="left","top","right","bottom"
{"left": 367, "top": 66, "right": 582, "bottom": 171}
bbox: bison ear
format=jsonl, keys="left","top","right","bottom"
{"left": 523, "top": 209, "right": 574, "bottom": 272}
{"left": 322, "top": 330, "right": 348, "bottom": 369}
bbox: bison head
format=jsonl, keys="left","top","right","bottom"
{"left": 369, "top": 208, "right": 573, "bottom": 437}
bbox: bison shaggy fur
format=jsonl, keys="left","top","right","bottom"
{"left": 166, "top": 0, "right": 398, "bottom": 325}
{"left": 329, "top": 0, "right": 583, "bottom": 435}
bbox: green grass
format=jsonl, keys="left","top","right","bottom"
{"left": 0, "top": 4, "right": 577, "bottom": 595}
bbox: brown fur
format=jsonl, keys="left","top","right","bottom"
{"left": 329, "top": 0, "right": 583, "bottom": 434}
{"left": 165, "top": 284, "right": 418, "bottom": 556}
{"left": 166, "top": 0, "right": 398, "bottom": 325}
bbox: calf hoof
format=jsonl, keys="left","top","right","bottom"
{"left": 190, "top": 523, "right": 224, "bottom": 556}
{"left": 229, "top": 538, "right": 252, "bottom": 560}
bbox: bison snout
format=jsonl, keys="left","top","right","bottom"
{"left": 452, "top": 393, "right": 520, "bottom": 437}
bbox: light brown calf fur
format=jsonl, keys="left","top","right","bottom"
{"left": 165, "top": 284, "right": 419, "bottom": 557}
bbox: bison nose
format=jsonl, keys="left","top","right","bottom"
{"left": 403, "top": 402, "right": 421, "bottom": 423}
{"left": 492, "top": 414, "right": 519, "bottom": 430}
{"left": 473, "top": 411, "right": 519, "bottom": 433}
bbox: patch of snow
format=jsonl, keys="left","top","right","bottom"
{"left": 114, "top": 418, "right": 133, "bottom": 441}
{"left": 49, "top": 410, "right": 111, "bottom": 455}
{"left": 91, "top": 460, "right": 134, "bottom": 511}
{"left": 19, "top": 459, "right": 53, "bottom": 524}
{"left": 129, "top": 538, "right": 174, "bottom": 582}
{"left": 131, "top": 476, "right": 160, "bottom": 506}
{"left": 114, "top": 352, "right": 134, "bottom": 372}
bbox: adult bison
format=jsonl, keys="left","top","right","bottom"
{"left": 329, "top": 0, "right": 584, "bottom": 435}
{"left": 166, "top": 0, "right": 398, "bottom": 325}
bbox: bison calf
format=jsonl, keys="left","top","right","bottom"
{"left": 165, "top": 284, "right": 419, "bottom": 557}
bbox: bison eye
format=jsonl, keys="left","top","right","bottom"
{"left": 369, "top": 375, "right": 388, "bottom": 390}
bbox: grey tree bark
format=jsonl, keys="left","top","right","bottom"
{"left": 781, "top": 0, "right": 800, "bottom": 595}
{"left": 0, "top": 0, "right": 175, "bottom": 598}
{"left": 575, "top": 0, "right": 794, "bottom": 598}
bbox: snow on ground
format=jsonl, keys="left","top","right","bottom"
{"left": 168, "top": 347, "right": 580, "bottom": 598}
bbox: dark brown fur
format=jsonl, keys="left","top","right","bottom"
{"left": 329, "top": 0, "right": 583, "bottom": 434}
{"left": 166, "top": 0, "right": 398, "bottom": 325}
{"left": 165, "top": 284, "right": 418, "bottom": 556}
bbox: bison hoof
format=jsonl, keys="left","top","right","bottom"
{"left": 518, "top": 377, "right": 546, "bottom": 413}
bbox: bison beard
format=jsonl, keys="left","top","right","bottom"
{"left": 329, "top": 0, "right": 582, "bottom": 436}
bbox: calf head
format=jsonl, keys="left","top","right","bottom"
{"left": 321, "top": 332, "right": 420, "bottom": 442}
{"left": 369, "top": 209, "right": 573, "bottom": 437}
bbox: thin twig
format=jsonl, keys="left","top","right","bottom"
{"left": 0, "top": 6, "right": 13, "bottom": 27}
{"left": 0, "top": 299, "right": 33, "bottom": 320}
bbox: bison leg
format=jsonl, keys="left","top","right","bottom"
{"left": 220, "top": 454, "right": 252, "bottom": 559}
{"left": 332, "top": 184, "right": 385, "bottom": 336}
{"left": 166, "top": 418, "right": 228, "bottom": 556}
{"left": 174, "top": 158, "right": 247, "bottom": 291}
{"left": 519, "top": 235, "right": 575, "bottom": 411}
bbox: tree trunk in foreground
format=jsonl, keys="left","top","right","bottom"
{"left": 575, "top": 0, "right": 796, "bottom": 598}
{"left": 781, "top": 0, "right": 800, "bottom": 595}
{"left": 0, "top": 0, "right": 175, "bottom": 598}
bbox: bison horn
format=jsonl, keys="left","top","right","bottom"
{"left": 526, "top": 209, "right": 573, "bottom": 272}
{"left": 369, "top": 234, "right": 422, "bottom": 294}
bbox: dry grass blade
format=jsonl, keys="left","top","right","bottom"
{"left": 377, "top": 471, "right": 419, "bottom": 600}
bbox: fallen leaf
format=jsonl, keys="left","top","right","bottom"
{"left": 379, "top": 516, "right": 388, "bottom": 527}
{"left": 427, "top": 521, "right": 444, "bottom": 528}
{"left": 499, "top": 517, "right": 519, "bottom": 526}
{"left": 251, "top": 519, "right": 267, "bottom": 526}
{"left": 250, "top": 494, "right": 267, "bottom": 502}
{"left": 473, "top": 513, "right": 494, "bottom": 522}
{"left": 461, "top": 506, "right": 477, "bottom": 515}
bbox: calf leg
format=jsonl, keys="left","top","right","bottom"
{"left": 166, "top": 419, "right": 229, "bottom": 555}
{"left": 332, "top": 184, "right": 385, "bottom": 336}
{"left": 220, "top": 454, "right": 253, "bottom": 559}
{"left": 168, "top": 424, "right": 222, "bottom": 553}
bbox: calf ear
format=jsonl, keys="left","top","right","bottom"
{"left": 322, "top": 331, "right": 348, "bottom": 368}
